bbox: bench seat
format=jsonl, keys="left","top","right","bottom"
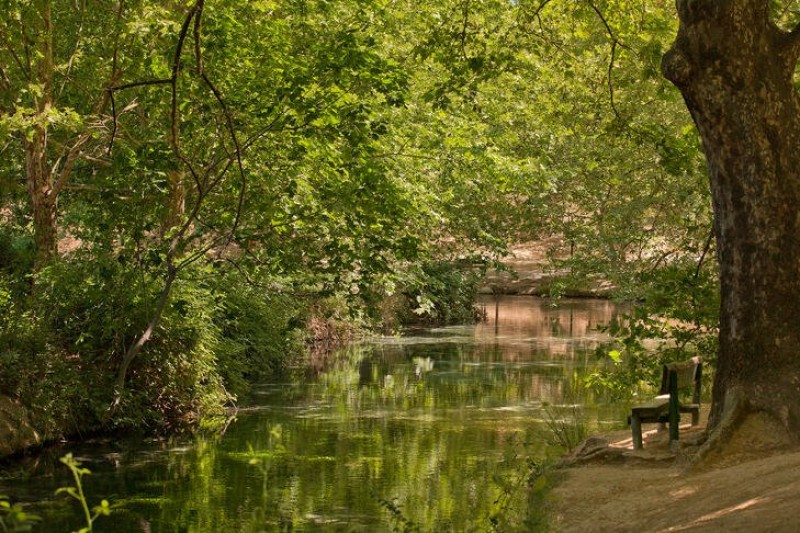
{"left": 628, "top": 357, "right": 702, "bottom": 449}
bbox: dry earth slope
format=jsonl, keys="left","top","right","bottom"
{"left": 549, "top": 411, "right": 800, "bottom": 532}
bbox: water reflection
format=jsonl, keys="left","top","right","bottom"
{"left": 476, "top": 296, "right": 620, "bottom": 357}
{"left": 2, "top": 296, "right": 627, "bottom": 531}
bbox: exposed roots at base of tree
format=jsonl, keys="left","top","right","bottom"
{"left": 692, "top": 387, "right": 796, "bottom": 470}
{"left": 692, "top": 386, "right": 747, "bottom": 468}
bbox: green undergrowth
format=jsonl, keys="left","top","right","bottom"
{"left": 391, "top": 258, "right": 487, "bottom": 328}
{"left": 0, "top": 240, "right": 490, "bottom": 449}
{"left": 0, "top": 250, "right": 312, "bottom": 440}
{"left": 585, "top": 262, "right": 718, "bottom": 401}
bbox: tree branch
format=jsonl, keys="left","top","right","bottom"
{"left": 586, "top": 0, "right": 631, "bottom": 119}
{"left": 0, "top": 32, "right": 30, "bottom": 80}
{"left": 50, "top": 67, "right": 117, "bottom": 197}
{"left": 110, "top": 1, "right": 203, "bottom": 411}
{"left": 517, "top": 0, "right": 555, "bottom": 28}
{"left": 56, "top": 0, "right": 87, "bottom": 104}
{"left": 110, "top": 78, "right": 173, "bottom": 92}
{"left": 110, "top": 264, "right": 178, "bottom": 411}
{"left": 192, "top": 1, "right": 246, "bottom": 241}
{"left": 111, "top": 0, "right": 255, "bottom": 408}
{"left": 460, "top": 0, "right": 471, "bottom": 61}
{"left": 694, "top": 227, "right": 714, "bottom": 280}
{"left": 51, "top": 133, "right": 91, "bottom": 197}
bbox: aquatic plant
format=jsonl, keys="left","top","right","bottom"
{"left": 377, "top": 497, "right": 420, "bottom": 533}
{"left": 0, "top": 495, "right": 39, "bottom": 532}
{"left": 56, "top": 454, "right": 111, "bottom": 533}
{"left": 542, "top": 402, "right": 589, "bottom": 452}
{"left": 489, "top": 439, "right": 554, "bottom": 531}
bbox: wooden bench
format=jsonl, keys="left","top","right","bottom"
{"left": 628, "top": 356, "right": 702, "bottom": 450}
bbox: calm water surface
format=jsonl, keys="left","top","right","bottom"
{"left": 3, "top": 296, "right": 628, "bottom": 531}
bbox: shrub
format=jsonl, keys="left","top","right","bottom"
{"left": 211, "top": 274, "right": 306, "bottom": 394}
{"left": 586, "top": 261, "right": 719, "bottom": 399}
{"left": 0, "top": 248, "right": 346, "bottom": 436}
{"left": 400, "top": 259, "right": 486, "bottom": 325}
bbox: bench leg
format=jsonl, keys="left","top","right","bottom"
{"left": 691, "top": 409, "right": 699, "bottom": 426}
{"left": 631, "top": 413, "right": 643, "bottom": 450}
{"left": 668, "top": 370, "right": 680, "bottom": 443}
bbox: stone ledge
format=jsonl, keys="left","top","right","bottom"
{"left": 0, "top": 396, "right": 42, "bottom": 458}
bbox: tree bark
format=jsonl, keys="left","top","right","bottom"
{"left": 27, "top": 0, "right": 58, "bottom": 269}
{"left": 663, "top": 0, "right": 800, "bottom": 439}
{"left": 161, "top": 170, "right": 186, "bottom": 236}
{"left": 25, "top": 130, "right": 58, "bottom": 269}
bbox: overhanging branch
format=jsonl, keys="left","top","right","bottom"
{"left": 110, "top": 0, "right": 250, "bottom": 410}
{"left": 586, "top": 0, "right": 630, "bottom": 119}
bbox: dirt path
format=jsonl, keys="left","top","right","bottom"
{"left": 486, "top": 242, "right": 800, "bottom": 531}
{"left": 548, "top": 417, "right": 800, "bottom": 532}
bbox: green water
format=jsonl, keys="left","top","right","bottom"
{"left": 2, "top": 296, "right": 628, "bottom": 531}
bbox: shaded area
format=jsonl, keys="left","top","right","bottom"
{"left": 1, "top": 296, "right": 627, "bottom": 530}
{"left": 551, "top": 412, "right": 800, "bottom": 532}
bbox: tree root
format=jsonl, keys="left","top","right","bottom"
{"left": 692, "top": 386, "right": 795, "bottom": 470}
{"left": 691, "top": 386, "right": 748, "bottom": 468}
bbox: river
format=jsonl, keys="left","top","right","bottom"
{"left": 1, "top": 296, "right": 628, "bottom": 531}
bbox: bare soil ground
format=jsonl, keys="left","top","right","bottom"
{"left": 548, "top": 409, "right": 800, "bottom": 532}
{"left": 489, "top": 241, "right": 800, "bottom": 531}
{"left": 480, "top": 240, "right": 614, "bottom": 296}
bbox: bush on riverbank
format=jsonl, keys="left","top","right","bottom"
{"left": 0, "top": 227, "right": 495, "bottom": 453}
{"left": 394, "top": 259, "right": 487, "bottom": 326}
{"left": 0, "top": 251, "right": 311, "bottom": 439}
{"left": 584, "top": 260, "right": 719, "bottom": 400}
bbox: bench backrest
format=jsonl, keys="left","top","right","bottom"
{"left": 658, "top": 356, "right": 702, "bottom": 404}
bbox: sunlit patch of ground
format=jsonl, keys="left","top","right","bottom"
{"left": 549, "top": 407, "right": 800, "bottom": 532}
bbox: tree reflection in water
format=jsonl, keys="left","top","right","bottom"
{"left": 7, "top": 296, "right": 628, "bottom": 531}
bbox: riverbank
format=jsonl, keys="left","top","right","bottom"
{"left": 479, "top": 240, "right": 614, "bottom": 297}
{"left": 0, "top": 397, "right": 40, "bottom": 458}
{"left": 548, "top": 410, "right": 800, "bottom": 532}
{"left": 0, "top": 238, "right": 598, "bottom": 461}
{"left": 2, "top": 296, "right": 625, "bottom": 529}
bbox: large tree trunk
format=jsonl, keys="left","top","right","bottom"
{"left": 663, "top": 0, "right": 800, "bottom": 442}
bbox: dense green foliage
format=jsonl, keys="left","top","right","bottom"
{"left": 0, "top": 0, "right": 716, "bottom": 434}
